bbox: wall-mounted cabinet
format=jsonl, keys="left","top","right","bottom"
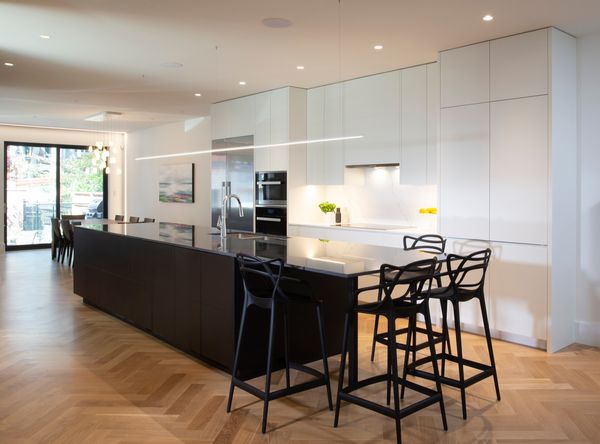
{"left": 490, "top": 29, "right": 548, "bottom": 101}
{"left": 401, "top": 65, "right": 427, "bottom": 185}
{"left": 306, "top": 84, "right": 344, "bottom": 185}
{"left": 211, "top": 95, "right": 255, "bottom": 140}
{"left": 440, "top": 41, "right": 490, "bottom": 108}
{"left": 343, "top": 71, "right": 401, "bottom": 167}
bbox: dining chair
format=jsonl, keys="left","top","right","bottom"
{"left": 115, "top": 214, "right": 124, "bottom": 221}
{"left": 129, "top": 216, "right": 140, "bottom": 223}
{"left": 143, "top": 218, "right": 155, "bottom": 223}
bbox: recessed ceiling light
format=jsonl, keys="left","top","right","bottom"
{"left": 482, "top": 14, "right": 494, "bottom": 21}
{"left": 296, "top": 65, "right": 305, "bottom": 70}
{"left": 194, "top": 93, "right": 202, "bottom": 97}
{"left": 160, "top": 62, "right": 183, "bottom": 68}
{"left": 261, "top": 17, "right": 292, "bottom": 28}
{"left": 4, "top": 62, "right": 14, "bottom": 67}
{"left": 239, "top": 81, "right": 246, "bottom": 86}
{"left": 40, "top": 34, "right": 50, "bottom": 39}
{"left": 373, "top": 44, "right": 383, "bottom": 50}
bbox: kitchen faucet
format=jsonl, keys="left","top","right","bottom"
{"left": 217, "top": 193, "right": 244, "bottom": 239}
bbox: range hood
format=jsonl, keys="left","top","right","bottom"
{"left": 345, "top": 162, "right": 399, "bottom": 169}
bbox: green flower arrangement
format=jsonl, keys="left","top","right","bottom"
{"left": 318, "top": 201, "right": 336, "bottom": 214}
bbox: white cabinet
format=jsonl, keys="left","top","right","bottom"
{"left": 489, "top": 242, "right": 548, "bottom": 343}
{"left": 343, "top": 71, "right": 400, "bottom": 166}
{"left": 440, "top": 103, "right": 490, "bottom": 240}
{"left": 401, "top": 65, "right": 427, "bottom": 185}
{"left": 491, "top": 29, "right": 548, "bottom": 101}
{"left": 269, "top": 88, "right": 290, "bottom": 171}
{"left": 426, "top": 62, "right": 440, "bottom": 185}
{"left": 490, "top": 96, "right": 548, "bottom": 245}
{"left": 441, "top": 42, "right": 489, "bottom": 108}
{"left": 254, "top": 91, "right": 271, "bottom": 172}
{"left": 306, "top": 84, "right": 345, "bottom": 185}
{"left": 211, "top": 96, "right": 255, "bottom": 140}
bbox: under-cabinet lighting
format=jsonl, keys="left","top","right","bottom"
{"left": 135, "top": 135, "right": 364, "bottom": 161}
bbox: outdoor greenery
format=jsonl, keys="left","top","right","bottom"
{"left": 60, "top": 153, "right": 103, "bottom": 202}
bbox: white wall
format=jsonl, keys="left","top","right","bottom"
{"left": 576, "top": 31, "right": 600, "bottom": 347}
{"left": 126, "top": 117, "right": 212, "bottom": 227}
{"left": 0, "top": 125, "right": 125, "bottom": 252}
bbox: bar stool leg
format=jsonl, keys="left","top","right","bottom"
{"left": 439, "top": 298, "right": 450, "bottom": 376}
{"left": 479, "top": 296, "right": 501, "bottom": 401}
{"left": 316, "top": 303, "right": 333, "bottom": 410}
{"left": 400, "top": 317, "right": 413, "bottom": 400}
{"left": 452, "top": 300, "right": 468, "bottom": 420}
{"left": 370, "top": 287, "right": 383, "bottom": 361}
{"left": 388, "top": 316, "right": 403, "bottom": 444}
{"left": 283, "top": 305, "right": 291, "bottom": 389}
{"left": 227, "top": 303, "right": 249, "bottom": 413}
{"left": 261, "top": 302, "right": 278, "bottom": 433}
{"left": 334, "top": 313, "right": 350, "bottom": 427}
{"left": 424, "top": 306, "right": 448, "bottom": 431}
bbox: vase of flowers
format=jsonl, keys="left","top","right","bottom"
{"left": 318, "top": 201, "right": 337, "bottom": 225}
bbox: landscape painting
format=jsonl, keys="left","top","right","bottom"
{"left": 159, "top": 163, "right": 194, "bottom": 203}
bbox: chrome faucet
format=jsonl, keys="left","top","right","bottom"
{"left": 217, "top": 193, "right": 244, "bottom": 239}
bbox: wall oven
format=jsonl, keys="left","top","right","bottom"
{"left": 255, "top": 206, "right": 287, "bottom": 236}
{"left": 255, "top": 171, "right": 287, "bottom": 206}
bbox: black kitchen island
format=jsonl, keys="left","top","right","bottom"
{"left": 74, "top": 222, "right": 432, "bottom": 382}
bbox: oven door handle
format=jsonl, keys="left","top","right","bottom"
{"left": 256, "top": 217, "right": 282, "bottom": 222}
{"left": 256, "top": 181, "right": 282, "bottom": 185}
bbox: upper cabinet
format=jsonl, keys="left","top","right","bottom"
{"left": 254, "top": 92, "right": 271, "bottom": 172}
{"left": 211, "top": 95, "right": 255, "bottom": 140}
{"left": 440, "top": 42, "right": 490, "bottom": 108}
{"left": 491, "top": 29, "right": 548, "bottom": 101}
{"left": 343, "top": 71, "right": 401, "bottom": 166}
{"left": 401, "top": 65, "right": 427, "bottom": 185}
{"left": 306, "top": 84, "right": 344, "bottom": 185}
{"left": 426, "top": 63, "right": 440, "bottom": 185}
{"left": 268, "top": 88, "right": 290, "bottom": 171}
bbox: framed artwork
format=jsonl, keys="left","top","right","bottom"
{"left": 158, "top": 222, "right": 194, "bottom": 247}
{"left": 159, "top": 163, "right": 194, "bottom": 203}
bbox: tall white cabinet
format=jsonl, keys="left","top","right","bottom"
{"left": 439, "top": 28, "right": 577, "bottom": 352}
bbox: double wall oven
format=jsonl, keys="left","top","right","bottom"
{"left": 255, "top": 171, "right": 287, "bottom": 236}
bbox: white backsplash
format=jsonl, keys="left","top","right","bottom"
{"left": 292, "top": 166, "right": 438, "bottom": 232}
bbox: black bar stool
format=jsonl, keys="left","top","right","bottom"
{"left": 371, "top": 234, "right": 451, "bottom": 363}
{"left": 334, "top": 258, "right": 447, "bottom": 444}
{"left": 407, "top": 249, "right": 501, "bottom": 420}
{"left": 227, "top": 253, "right": 333, "bottom": 433}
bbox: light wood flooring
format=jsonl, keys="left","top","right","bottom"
{"left": 1, "top": 249, "right": 599, "bottom": 443}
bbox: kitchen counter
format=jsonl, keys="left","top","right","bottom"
{"left": 77, "top": 221, "right": 434, "bottom": 278}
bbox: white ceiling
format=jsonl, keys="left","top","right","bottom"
{"left": 1, "top": 0, "right": 600, "bottom": 132}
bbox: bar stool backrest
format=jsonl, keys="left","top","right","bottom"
{"left": 237, "top": 254, "right": 285, "bottom": 306}
{"left": 363, "top": 258, "right": 437, "bottom": 317}
{"left": 403, "top": 234, "right": 446, "bottom": 254}
{"left": 115, "top": 215, "right": 124, "bottom": 221}
{"left": 446, "top": 248, "right": 491, "bottom": 296}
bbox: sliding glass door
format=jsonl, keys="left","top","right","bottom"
{"left": 4, "top": 142, "right": 107, "bottom": 249}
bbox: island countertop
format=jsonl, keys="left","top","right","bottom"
{"left": 76, "top": 221, "right": 435, "bottom": 278}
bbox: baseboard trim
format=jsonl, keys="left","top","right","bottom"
{"left": 574, "top": 320, "right": 600, "bottom": 347}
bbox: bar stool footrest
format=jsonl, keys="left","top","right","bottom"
{"left": 374, "top": 327, "right": 446, "bottom": 352}
{"left": 407, "top": 353, "right": 495, "bottom": 389}
{"left": 339, "top": 373, "right": 441, "bottom": 420}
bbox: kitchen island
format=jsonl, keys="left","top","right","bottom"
{"left": 74, "top": 222, "right": 433, "bottom": 382}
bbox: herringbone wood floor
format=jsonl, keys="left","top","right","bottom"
{"left": 1, "top": 250, "right": 599, "bottom": 443}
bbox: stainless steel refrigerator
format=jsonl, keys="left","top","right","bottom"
{"left": 211, "top": 135, "right": 254, "bottom": 232}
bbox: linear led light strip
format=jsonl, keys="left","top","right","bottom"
{"left": 135, "top": 135, "right": 364, "bottom": 161}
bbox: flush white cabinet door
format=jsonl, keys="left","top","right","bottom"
{"left": 269, "top": 88, "right": 290, "bottom": 171}
{"left": 440, "top": 42, "right": 489, "bottom": 108}
{"left": 211, "top": 101, "right": 230, "bottom": 140}
{"left": 490, "top": 96, "right": 548, "bottom": 245}
{"left": 254, "top": 91, "right": 271, "bottom": 172}
{"left": 489, "top": 242, "right": 548, "bottom": 344}
{"left": 401, "top": 65, "right": 427, "bottom": 185}
{"left": 426, "top": 62, "right": 440, "bottom": 185}
{"left": 440, "top": 103, "right": 490, "bottom": 240}
{"left": 229, "top": 95, "right": 255, "bottom": 138}
{"left": 306, "top": 87, "right": 325, "bottom": 183}
{"left": 343, "top": 71, "right": 400, "bottom": 166}
{"left": 491, "top": 29, "right": 548, "bottom": 101}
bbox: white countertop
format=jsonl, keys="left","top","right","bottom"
{"left": 289, "top": 222, "right": 431, "bottom": 235}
